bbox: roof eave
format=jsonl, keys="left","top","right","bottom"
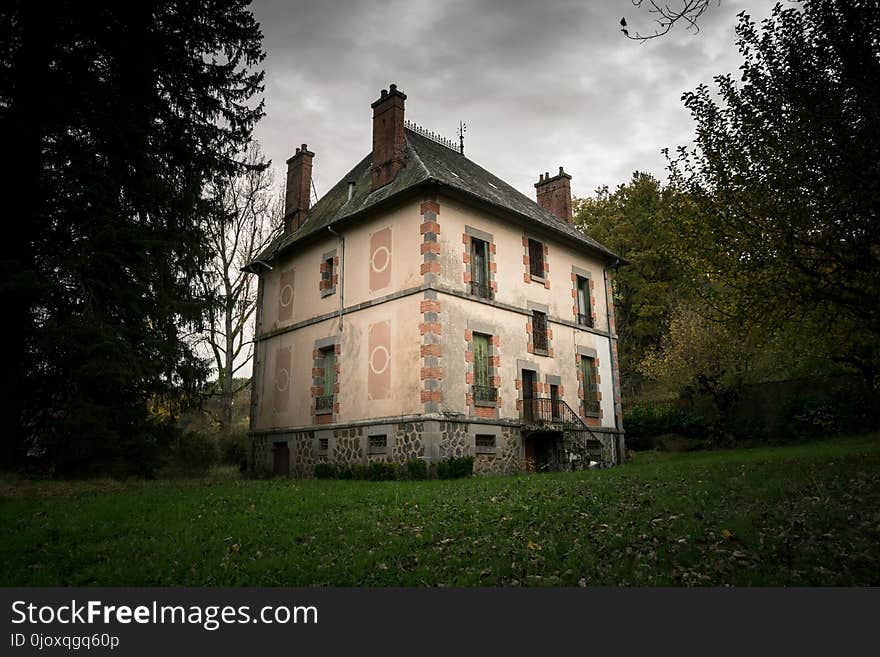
{"left": 425, "top": 178, "right": 624, "bottom": 264}
{"left": 256, "top": 183, "right": 427, "bottom": 266}
{"left": 246, "top": 175, "right": 628, "bottom": 270}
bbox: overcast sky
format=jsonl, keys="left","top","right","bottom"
{"left": 250, "top": 0, "right": 774, "bottom": 201}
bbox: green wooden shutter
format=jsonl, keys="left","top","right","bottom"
{"left": 577, "top": 276, "right": 591, "bottom": 320}
{"left": 324, "top": 349, "right": 336, "bottom": 393}
{"left": 472, "top": 239, "right": 488, "bottom": 286}
{"left": 581, "top": 356, "right": 597, "bottom": 412}
{"left": 473, "top": 333, "right": 489, "bottom": 388}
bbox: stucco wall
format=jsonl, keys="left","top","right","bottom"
{"left": 439, "top": 294, "right": 616, "bottom": 429}
{"left": 435, "top": 194, "right": 610, "bottom": 332}
{"left": 251, "top": 193, "right": 619, "bottom": 438}
{"left": 253, "top": 293, "right": 423, "bottom": 430}
{"left": 259, "top": 200, "right": 423, "bottom": 333}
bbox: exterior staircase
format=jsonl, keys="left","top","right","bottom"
{"left": 522, "top": 397, "right": 608, "bottom": 469}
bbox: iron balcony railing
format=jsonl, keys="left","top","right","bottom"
{"left": 521, "top": 396, "right": 606, "bottom": 464}
{"left": 469, "top": 281, "right": 493, "bottom": 299}
{"left": 472, "top": 385, "right": 498, "bottom": 404}
{"left": 315, "top": 394, "right": 334, "bottom": 412}
{"left": 583, "top": 398, "right": 601, "bottom": 415}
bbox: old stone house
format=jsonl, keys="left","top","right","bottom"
{"left": 246, "top": 85, "right": 625, "bottom": 477}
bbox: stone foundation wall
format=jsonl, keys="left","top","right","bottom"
{"left": 391, "top": 422, "right": 425, "bottom": 462}
{"left": 251, "top": 420, "right": 622, "bottom": 477}
{"left": 333, "top": 427, "right": 364, "bottom": 465}
{"left": 590, "top": 428, "right": 623, "bottom": 465}
{"left": 472, "top": 426, "right": 521, "bottom": 476}
{"left": 292, "top": 431, "right": 315, "bottom": 478}
{"left": 437, "top": 421, "right": 469, "bottom": 458}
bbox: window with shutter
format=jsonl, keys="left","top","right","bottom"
{"left": 316, "top": 348, "right": 335, "bottom": 413}
{"left": 470, "top": 238, "right": 491, "bottom": 298}
{"left": 576, "top": 276, "right": 592, "bottom": 326}
{"left": 580, "top": 356, "right": 599, "bottom": 415}
{"left": 472, "top": 332, "right": 496, "bottom": 405}
{"left": 532, "top": 311, "right": 548, "bottom": 353}
{"left": 528, "top": 239, "right": 544, "bottom": 278}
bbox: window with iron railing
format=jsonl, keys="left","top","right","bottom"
{"left": 472, "top": 385, "right": 498, "bottom": 404}
{"left": 528, "top": 238, "right": 545, "bottom": 279}
{"left": 532, "top": 311, "right": 548, "bottom": 353}
{"left": 550, "top": 384, "right": 561, "bottom": 420}
{"left": 470, "top": 237, "right": 492, "bottom": 299}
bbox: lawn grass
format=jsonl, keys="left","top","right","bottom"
{"left": 2, "top": 434, "right": 878, "bottom": 586}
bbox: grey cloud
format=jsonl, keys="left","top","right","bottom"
{"left": 252, "top": 0, "right": 771, "bottom": 199}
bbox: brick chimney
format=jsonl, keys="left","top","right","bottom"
{"left": 283, "top": 143, "right": 314, "bottom": 234}
{"left": 371, "top": 84, "right": 407, "bottom": 190}
{"left": 535, "top": 166, "right": 573, "bottom": 223}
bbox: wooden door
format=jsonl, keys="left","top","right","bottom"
{"left": 272, "top": 441, "right": 290, "bottom": 476}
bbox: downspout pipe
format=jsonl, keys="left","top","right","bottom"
{"left": 327, "top": 225, "right": 344, "bottom": 332}
{"left": 603, "top": 258, "right": 622, "bottom": 463}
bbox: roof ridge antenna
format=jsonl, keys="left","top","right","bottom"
{"left": 458, "top": 120, "right": 467, "bottom": 156}
{"left": 404, "top": 119, "right": 459, "bottom": 153}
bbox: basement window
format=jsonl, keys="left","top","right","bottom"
{"left": 368, "top": 434, "right": 387, "bottom": 455}
{"left": 475, "top": 434, "right": 497, "bottom": 454}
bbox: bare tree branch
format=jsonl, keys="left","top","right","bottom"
{"left": 621, "top": 0, "right": 719, "bottom": 41}
{"left": 193, "top": 141, "right": 282, "bottom": 430}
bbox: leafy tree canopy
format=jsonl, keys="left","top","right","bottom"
{"left": 574, "top": 173, "right": 689, "bottom": 387}
{"left": 668, "top": 0, "right": 880, "bottom": 386}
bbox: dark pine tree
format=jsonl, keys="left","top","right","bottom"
{"left": 0, "top": 1, "right": 265, "bottom": 474}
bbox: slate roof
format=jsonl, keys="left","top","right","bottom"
{"left": 251, "top": 128, "right": 621, "bottom": 267}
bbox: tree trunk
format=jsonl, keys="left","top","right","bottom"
{"left": 219, "top": 301, "right": 235, "bottom": 432}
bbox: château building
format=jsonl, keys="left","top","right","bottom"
{"left": 246, "top": 84, "right": 625, "bottom": 476}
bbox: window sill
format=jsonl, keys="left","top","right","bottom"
{"left": 475, "top": 446, "right": 497, "bottom": 455}
{"left": 529, "top": 275, "right": 546, "bottom": 283}
{"left": 320, "top": 288, "right": 336, "bottom": 298}
{"left": 315, "top": 408, "right": 333, "bottom": 416}
{"left": 474, "top": 400, "right": 497, "bottom": 408}
{"left": 582, "top": 411, "right": 601, "bottom": 418}
{"left": 367, "top": 447, "right": 387, "bottom": 455}
{"left": 533, "top": 348, "right": 549, "bottom": 357}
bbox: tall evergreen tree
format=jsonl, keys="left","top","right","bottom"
{"left": 0, "top": 1, "right": 265, "bottom": 473}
